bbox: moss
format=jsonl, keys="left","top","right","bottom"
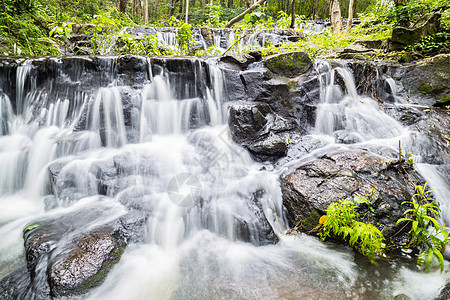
{"left": 296, "top": 209, "right": 322, "bottom": 232}
{"left": 264, "top": 52, "right": 312, "bottom": 78}
{"left": 71, "top": 245, "right": 124, "bottom": 295}
{"left": 418, "top": 83, "right": 432, "bottom": 94}
{"left": 436, "top": 94, "right": 450, "bottom": 106}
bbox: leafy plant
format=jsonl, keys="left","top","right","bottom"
{"left": 49, "top": 23, "right": 73, "bottom": 40}
{"left": 396, "top": 183, "right": 450, "bottom": 272}
{"left": 319, "top": 199, "right": 385, "bottom": 262}
{"left": 205, "top": 4, "right": 223, "bottom": 28}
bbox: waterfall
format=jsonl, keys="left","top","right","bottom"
{"left": 0, "top": 56, "right": 447, "bottom": 300}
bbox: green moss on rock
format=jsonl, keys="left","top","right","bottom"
{"left": 264, "top": 51, "right": 312, "bottom": 78}
{"left": 297, "top": 209, "right": 322, "bottom": 232}
{"left": 419, "top": 83, "right": 432, "bottom": 94}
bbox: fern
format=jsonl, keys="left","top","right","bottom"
{"left": 319, "top": 199, "right": 385, "bottom": 263}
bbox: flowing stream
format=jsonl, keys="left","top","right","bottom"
{"left": 0, "top": 56, "right": 448, "bottom": 299}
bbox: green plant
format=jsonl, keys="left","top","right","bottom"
{"left": 205, "top": 4, "right": 223, "bottom": 28}
{"left": 319, "top": 199, "right": 385, "bottom": 262}
{"left": 49, "top": 23, "right": 72, "bottom": 40}
{"left": 396, "top": 183, "right": 450, "bottom": 272}
{"left": 406, "top": 152, "right": 414, "bottom": 168}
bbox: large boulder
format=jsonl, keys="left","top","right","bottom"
{"left": 264, "top": 51, "right": 312, "bottom": 78}
{"left": 390, "top": 13, "right": 441, "bottom": 49}
{"left": 281, "top": 150, "right": 425, "bottom": 251}
{"left": 19, "top": 208, "right": 147, "bottom": 298}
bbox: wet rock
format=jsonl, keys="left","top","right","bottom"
{"left": 264, "top": 51, "right": 312, "bottom": 78}
{"left": 116, "top": 55, "right": 149, "bottom": 88}
{"left": 228, "top": 102, "right": 295, "bottom": 161}
{"left": 22, "top": 209, "right": 147, "bottom": 298}
{"left": 234, "top": 189, "right": 279, "bottom": 245}
{"left": 281, "top": 150, "right": 425, "bottom": 251}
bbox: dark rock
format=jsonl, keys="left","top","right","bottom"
{"left": 281, "top": 150, "right": 425, "bottom": 252}
{"left": 228, "top": 102, "right": 295, "bottom": 161}
{"left": 247, "top": 132, "right": 288, "bottom": 161}
{"left": 264, "top": 51, "right": 312, "bottom": 78}
{"left": 248, "top": 50, "right": 262, "bottom": 61}
{"left": 391, "top": 13, "right": 441, "bottom": 48}
{"left": 22, "top": 209, "right": 147, "bottom": 298}
{"left": 234, "top": 189, "right": 279, "bottom": 245}
{"left": 116, "top": 55, "right": 149, "bottom": 88}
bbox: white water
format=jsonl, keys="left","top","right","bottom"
{"left": 0, "top": 57, "right": 448, "bottom": 299}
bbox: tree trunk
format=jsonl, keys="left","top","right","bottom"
{"left": 347, "top": 0, "right": 354, "bottom": 31}
{"left": 185, "top": 0, "right": 189, "bottom": 23}
{"left": 225, "top": 0, "right": 266, "bottom": 28}
{"left": 119, "top": 0, "right": 127, "bottom": 13}
{"left": 143, "top": 0, "right": 148, "bottom": 23}
{"left": 201, "top": 0, "right": 205, "bottom": 9}
{"left": 228, "top": 0, "right": 233, "bottom": 8}
{"left": 290, "top": 0, "right": 295, "bottom": 28}
{"left": 329, "top": 0, "right": 342, "bottom": 33}
{"left": 314, "top": 0, "right": 319, "bottom": 19}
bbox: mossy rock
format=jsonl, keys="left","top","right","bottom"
{"left": 264, "top": 51, "right": 312, "bottom": 78}
{"left": 391, "top": 13, "right": 440, "bottom": 46}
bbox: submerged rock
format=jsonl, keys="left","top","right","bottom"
{"left": 281, "top": 150, "right": 425, "bottom": 251}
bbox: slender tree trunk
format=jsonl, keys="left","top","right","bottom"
{"left": 185, "top": 0, "right": 189, "bottom": 23}
{"left": 347, "top": 0, "right": 354, "bottom": 30}
{"left": 329, "top": 0, "right": 342, "bottom": 32}
{"left": 201, "top": 0, "right": 205, "bottom": 9}
{"left": 119, "top": 0, "right": 127, "bottom": 13}
{"left": 290, "top": 0, "right": 295, "bottom": 28}
{"left": 143, "top": 0, "right": 148, "bottom": 23}
{"left": 228, "top": 0, "right": 232, "bottom": 8}
{"left": 225, "top": 0, "right": 266, "bottom": 28}
{"left": 314, "top": 0, "right": 319, "bottom": 19}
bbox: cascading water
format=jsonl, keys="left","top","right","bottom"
{"left": 0, "top": 56, "right": 448, "bottom": 299}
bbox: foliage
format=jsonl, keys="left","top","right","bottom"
{"left": 205, "top": 4, "right": 224, "bottom": 28}
{"left": 319, "top": 198, "right": 385, "bottom": 262}
{"left": 116, "top": 34, "right": 164, "bottom": 55}
{"left": 49, "top": 23, "right": 73, "bottom": 40}
{"left": 276, "top": 11, "right": 303, "bottom": 29}
{"left": 407, "top": 31, "right": 450, "bottom": 54}
{"left": 173, "top": 19, "right": 193, "bottom": 54}
{"left": 396, "top": 183, "right": 450, "bottom": 272}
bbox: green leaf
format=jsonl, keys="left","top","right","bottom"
{"left": 433, "top": 248, "right": 445, "bottom": 272}
{"left": 24, "top": 224, "right": 40, "bottom": 232}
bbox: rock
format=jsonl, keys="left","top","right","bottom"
{"left": 200, "top": 27, "right": 214, "bottom": 46}
{"left": 281, "top": 150, "right": 425, "bottom": 252}
{"left": 343, "top": 39, "right": 387, "bottom": 53}
{"left": 435, "top": 282, "right": 450, "bottom": 300}
{"left": 390, "top": 13, "right": 441, "bottom": 48}
{"left": 248, "top": 50, "right": 262, "bottom": 61}
{"left": 264, "top": 51, "right": 312, "bottom": 78}
{"left": 22, "top": 209, "right": 147, "bottom": 298}
{"left": 219, "top": 53, "right": 256, "bottom": 70}
{"left": 228, "top": 102, "right": 295, "bottom": 161}
{"left": 384, "top": 54, "right": 450, "bottom": 106}
{"left": 246, "top": 132, "right": 288, "bottom": 160}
